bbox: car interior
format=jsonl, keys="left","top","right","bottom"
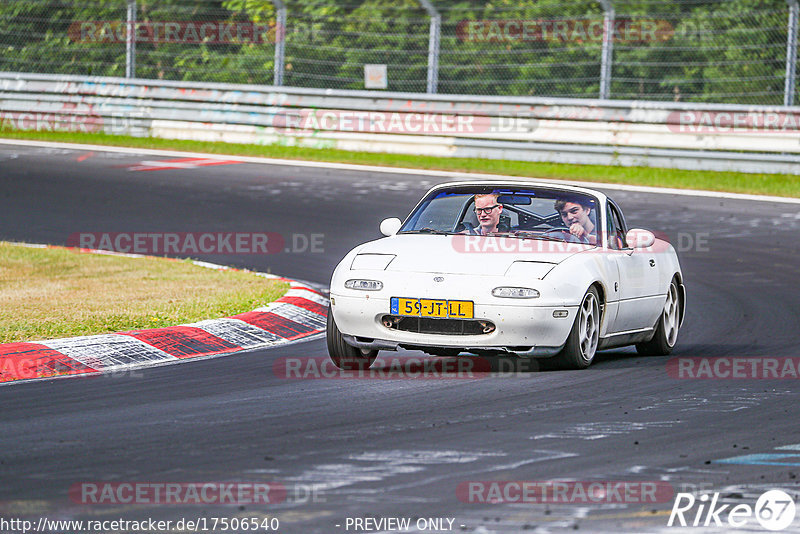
{"left": 456, "top": 194, "right": 596, "bottom": 234}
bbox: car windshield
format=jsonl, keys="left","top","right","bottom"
{"left": 399, "top": 186, "right": 601, "bottom": 244}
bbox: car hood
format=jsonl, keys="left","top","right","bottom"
{"left": 355, "top": 234, "right": 592, "bottom": 276}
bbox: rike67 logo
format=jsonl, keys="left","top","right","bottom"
{"left": 668, "top": 489, "right": 796, "bottom": 531}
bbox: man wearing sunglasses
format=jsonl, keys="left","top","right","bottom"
{"left": 472, "top": 193, "right": 504, "bottom": 235}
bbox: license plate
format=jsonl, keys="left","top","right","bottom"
{"left": 390, "top": 297, "right": 474, "bottom": 319}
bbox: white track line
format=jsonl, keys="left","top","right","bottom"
{"left": 1, "top": 138, "right": 799, "bottom": 205}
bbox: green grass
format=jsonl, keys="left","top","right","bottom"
{"left": 2, "top": 128, "right": 799, "bottom": 198}
{"left": 0, "top": 242, "right": 288, "bottom": 343}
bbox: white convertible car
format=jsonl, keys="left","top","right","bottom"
{"left": 327, "top": 181, "right": 685, "bottom": 370}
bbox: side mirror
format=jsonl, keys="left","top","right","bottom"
{"left": 380, "top": 217, "right": 402, "bottom": 237}
{"left": 626, "top": 228, "right": 655, "bottom": 249}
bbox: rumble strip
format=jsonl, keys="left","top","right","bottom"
{"left": 0, "top": 245, "right": 327, "bottom": 385}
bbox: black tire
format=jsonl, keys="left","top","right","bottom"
{"left": 326, "top": 306, "right": 378, "bottom": 370}
{"left": 636, "top": 278, "right": 681, "bottom": 356}
{"left": 551, "top": 286, "right": 601, "bottom": 370}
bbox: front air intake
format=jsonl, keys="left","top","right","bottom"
{"left": 381, "top": 315, "right": 495, "bottom": 335}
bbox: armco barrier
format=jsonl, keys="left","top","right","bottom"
{"left": 1, "top": 71, "right": 800, "bottom": 174}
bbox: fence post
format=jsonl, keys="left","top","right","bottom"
{"left": 786, "top": 0, "right": 799, "bottom": 106}
{"left": 598, "top": 0, "right": 614, "bottom": 100}
{"left": 126, "top": 0, "right": 137, "bottom": 78}
{"left": 419, "top": 0, "right": 440, "bottom": 94}
{"left": 271, "top": 0, "right": 286, "bottom": 86}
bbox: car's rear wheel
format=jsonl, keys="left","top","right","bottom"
{"left": 636, "top": 278, "right": 681, "bottom": 356}
{"left": 326, "top": 306, "right": 378, "bottom": 370}
{"left": 552, "top": 286, "right": 600, "bottom": 370}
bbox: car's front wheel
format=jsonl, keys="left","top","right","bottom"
{"left": 326, "top": 307, "right": 378, "bottom": 370}
{"left": 552, "top": 286, "right": 600, "bottom": 370}
{"left": 636, "top": 278, "right": 681, "bottom": 356}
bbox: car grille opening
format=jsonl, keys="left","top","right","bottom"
{"left": 381, "top": 315, "right": 495, "bottom": 335}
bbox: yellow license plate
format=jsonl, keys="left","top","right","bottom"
{"left": 391, "top": 297, "right": 474, "bottom": 318}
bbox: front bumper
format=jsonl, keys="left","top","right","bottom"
{"left": 340, "top": 334, "right": 562, "bottom": 357}
{"left": 331, "top": 293, "right": 576, "bottom": 358}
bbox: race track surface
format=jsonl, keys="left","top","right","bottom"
{"left": 1, "top": 143, "right": 799, "bottom": 533}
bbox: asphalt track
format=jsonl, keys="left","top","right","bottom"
{"left": 1, "top": 142, "right": 800, "bottom": 533}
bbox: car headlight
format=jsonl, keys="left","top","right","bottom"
{"left": 345, "top": 279, "right": 384, "bottom": 291}
{"left": 350, "top": 254, "right": 396, "bottom": 270}
{"left": 492, "top": 287, "right": 540, "bottom": 299}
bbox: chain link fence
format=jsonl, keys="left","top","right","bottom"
{"left": 0, "top": 0, "right": 797, "bottom": 105}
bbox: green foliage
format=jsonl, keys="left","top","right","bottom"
{"left": 0, "top": 0, "right": 794, "bottom": 103}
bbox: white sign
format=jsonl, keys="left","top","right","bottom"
{"left": 364, "top": 64, "right": 387, "bottom": 89}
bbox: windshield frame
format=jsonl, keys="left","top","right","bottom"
{"left": 398, "top": 184, "right": 604, "bottom": 245}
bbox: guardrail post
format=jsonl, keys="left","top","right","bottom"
{"left": 419, "top": 0, "right": 440, "bottom": 94}
{"left": 598, "top": 0, "right": 614, "bottom": 100}
{"left": 271, "top": 0, "right": 286, "bottom": 86}
{"left": 126, "top": 0, "right": 137, "bottom": 78}
{"left": 785, "top": 0, "right": 799, "bottom": 106}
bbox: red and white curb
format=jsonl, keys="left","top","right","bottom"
{"left": 0, "top": 244, "right": 328, "bottom": 385}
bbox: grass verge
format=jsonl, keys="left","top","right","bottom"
{"left": 0, "top": 242, "right": 288, "bottom": 344}
{"left": 1, "top": 128, "right": 799, "bottom": 198}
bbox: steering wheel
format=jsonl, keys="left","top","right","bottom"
{"left": 541, "top": 227, "right": 585, "bottom": 244}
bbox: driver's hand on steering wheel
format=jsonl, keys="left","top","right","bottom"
{"left": 568, "top": 223, "right": 597, "bottom": 244}
{"left": 569, "top": 222, "right": 587, "bottom": 239}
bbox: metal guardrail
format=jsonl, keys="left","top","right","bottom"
{"left": 4, "top": 0, "right": 799, "bottom": 105}
{"left": 1, "top": 72, "right": 799, "bottom": 175}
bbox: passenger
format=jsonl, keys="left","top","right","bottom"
{"left": 554, "top": 197, "right": 597, "bottom": 244}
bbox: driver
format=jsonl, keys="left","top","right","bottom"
{"left": 554, "top": 197, "right": 597, "bottom": 244}
{"left": 471, "top": 193, "right": 504, "bottom": 235}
